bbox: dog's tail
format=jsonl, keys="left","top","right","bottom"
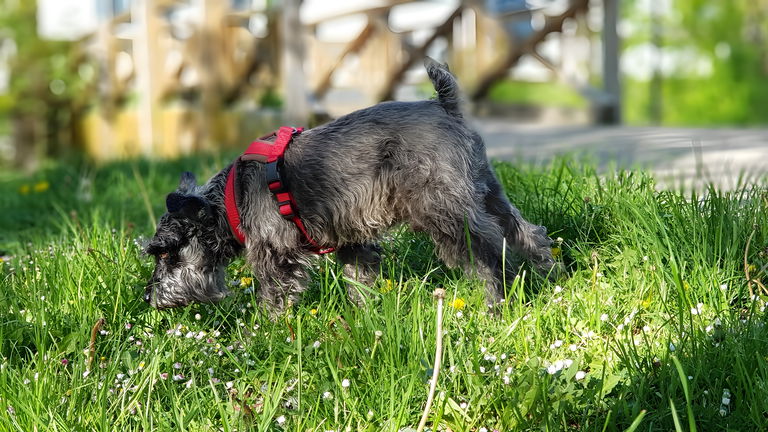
{"left": 424, "top": 57, "right": 462, "bottom": 118}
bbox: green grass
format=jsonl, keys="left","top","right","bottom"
{"left": 1, "top": 154, "right": 767, "bottom": 431}
{"left": 487, "top": 81, "right": 587, "bottom": 109}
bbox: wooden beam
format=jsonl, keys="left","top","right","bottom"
{"left": 199, "top": 0, "right": 227, "bottom": 151}
{"left": 600, "top": 0, "right": 621, "bottom": 124}
{"left": 222, "top": 41, "right": 265, "bottom": 106}
{"left": 133, "top": 0, "right": 164, "bottom": 156}
{"left": 282, "top": 0, "right": 309, "bottom": 125}
{"left": 497, "top": 6, "right": 545, "bottom": 19}
{"left": 313, "top": 20, "right": 376, "bottom": 99}
{"left": 470, "top": 0, "right": 589, "bottom": 101}
{"left": 303, "top": 0, "right": 416, "bottom": 27}
{"left": 529, "top": 48, "right": 558, "bottom": 74}
{"left": 76, "top": 11, "right": 131, "bottom": 43}
{"left": 223, "top": 10, "right": 280, "bottom": 105}
{"left": 225, "top": 10, "right": 270, "bottom": 24}
{"left": 378, "top": 6, "right": 463, "bottom": 101}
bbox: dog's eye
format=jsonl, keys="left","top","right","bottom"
{"left": 159, "top": 252, "right": 169, "bottom": 260}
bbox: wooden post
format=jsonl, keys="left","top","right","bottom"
{"left": 281, "top": 0, "right": 309, "bottom": 126}
{"left": 600, "top": 0, "right": 621, "bottom": 124}
{"left": 132, "top": 0, "right": 162, "bottom": 156}
{"left": 199, "top": 0, "right": 226, "bottom": 151}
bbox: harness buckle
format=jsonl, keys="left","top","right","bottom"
{"left": 265, "top": 160, "right": 286, "bottom": 193}
{"left": 277, "top": 201, "right": 295, "bottom": 219}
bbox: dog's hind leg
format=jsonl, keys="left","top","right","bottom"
{"left": 482, "top": 175, "right": 557, "bottom": 278}
{"left": 336, "top": 243, "right": 383, "bottom": 306}
{"left": 417, "top": 202, "right": 512, "bottom": 309}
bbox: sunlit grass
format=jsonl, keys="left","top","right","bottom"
{"left": 1, "top": 155, "right": 767, "bottom": 431}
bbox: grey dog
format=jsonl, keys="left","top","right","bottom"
{"left": 144, "top": 58, "right": 556, "bottom": 313}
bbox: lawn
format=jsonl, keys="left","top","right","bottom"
{"left": 1, "top": 154, "right": 767, "bottom": 431}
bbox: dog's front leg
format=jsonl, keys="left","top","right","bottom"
{"left": 337, "top": 243, "right": 383, "bottom": 307}
{"left": 256, "top": 267, "right": 309, "bottom": 316}
{"left": 248, "top": 248, "right": 311, "bottom": 316}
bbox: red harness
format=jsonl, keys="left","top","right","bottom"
{"left": 224, "top": 126, "right": 335, "bottom": 254}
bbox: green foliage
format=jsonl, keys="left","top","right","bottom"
{"left": 0, "top": 0, "right": 87, "bottom": 117}
{"left": 0, "top": 0, "right": 91, "bottom": 167}
{"left": 488, "top": 80, "right": 587, "bottom": 109}
{"left": 258, "top": 87, "right": 284, "bottom": 109}
{"left": 622, "top": 0, "right": 768, "bottom": 125}
{"left": 1, "top": 154, "right": 768, "bottom": 430}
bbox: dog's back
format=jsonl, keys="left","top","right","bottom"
{"left": 282, "top": 59, "right": 490, "bottom": 245}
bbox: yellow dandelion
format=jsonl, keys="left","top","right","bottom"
{"left": 551, "top": 247, "right": 562, "bottom": 259}
{"left": 450, "top": 298, "right": 466, "bottom": 310}
{"left": 138, "top": 361, "right": 146, "bottom": 369}
{"left": 19, "top": 184, "right": 30, "bottom": 195}
{"left": 683, "top": 281, "right": 691, "bottom": 290}
{"left": 748, "top": 264, "right": 757, "bottom": 273}
{"left": 641, "top": 298, "right": 651, "bottom": 309}
{"left": 33, "top": 181, "right": 50, "bottom": 193}
{"left": 380, "top": 279, "right": 395, "bottom": 293}
{"left": 240, "top": 277, "right": 253, "bottom": 287}
{"left": 309, "top": 308, "right": 318, "bottom": 316}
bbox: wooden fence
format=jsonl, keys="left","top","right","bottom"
{"left": 74, "top": 0, "right": 615, "bottom": 161}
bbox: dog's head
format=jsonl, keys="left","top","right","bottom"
{"left": 144, "top": 172, "right": 230, "bottom": 309}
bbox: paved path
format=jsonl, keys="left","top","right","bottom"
{"left": 476, "top": 121, "right": 768, "bottom": 189}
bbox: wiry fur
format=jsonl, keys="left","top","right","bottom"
{"left": 144, "top": 58, "right": 557, "bottom": 313}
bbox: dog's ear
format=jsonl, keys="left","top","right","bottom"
{"left": 177, "top": 172, "right": 197, "bottom": 194}
{"left": 166, "top": 192, "right": 212, "bottom": 222}
{"left": 144, "top": 237, "right": 168, "bottom": 256}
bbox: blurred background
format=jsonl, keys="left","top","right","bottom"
{"left": 0, "top": 0, "right": 766, "bottom": 186}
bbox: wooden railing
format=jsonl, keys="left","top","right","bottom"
{"left": 75, "top": 0, "right": 604, "bottom": 160}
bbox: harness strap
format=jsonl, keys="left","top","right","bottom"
{"left": 224, "top": 127, "right": 335, "bottom": 255}
{"left": 224, "top": 162, "right": 244, "bottom": 243}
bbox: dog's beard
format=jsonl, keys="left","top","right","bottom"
{"left": 147, "top": 266, "right": 228, "bottom": 308}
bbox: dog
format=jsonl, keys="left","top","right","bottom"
{"left": 143, "top": 58, "right": 557, "bottom": 313}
